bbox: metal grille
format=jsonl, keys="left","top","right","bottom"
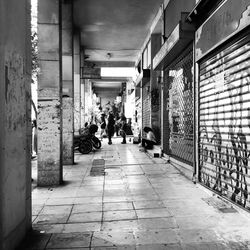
{"left": 165, "top": 50, "right": 194, "bottom": 164}
{"left": 198, "top": 34, "right": 250, "bottom": 210}
{"left": 142, "top": 82, "right": 151, "bottom": 137}
{"left": 162, "top": 73, "right": 170, "bottom": 154}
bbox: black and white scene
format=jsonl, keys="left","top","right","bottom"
{"left": 1, "top": 0, "right": 250, "bottom": 249}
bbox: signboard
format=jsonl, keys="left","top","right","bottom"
{"left": 153, "top": 24, "right": 180, "bottom": 70}
{"left": 80, "top": 67, "right": 101, "bottom": 79}
{"left": 195, "top": 0, "right": 250, "bottom": 61}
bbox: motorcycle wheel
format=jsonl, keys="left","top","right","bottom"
{"left": 92, "top": 136, "right": 102, "bottom": 149}
{"left": 78, "top": 140, "right": 92, "bottom": 154}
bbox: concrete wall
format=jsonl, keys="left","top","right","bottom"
{"left": 164, "top": 0, "right": 196, "bottom": 38}
{"left": 62, "top": 1, "right": 74, "bottom": 165}
{"left": 0, "top": 0, "right": 32, "bottom": 249}
{"left": 37, "top": 0, "right": 62, "bottom": 185}
{"left": 74, "top": 32, "right": 81, "bottom": 133}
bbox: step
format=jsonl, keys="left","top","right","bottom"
{"left": 146, "top": 145, "right": 162, "bottom": 158}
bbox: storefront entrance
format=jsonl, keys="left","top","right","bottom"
{"left": 198, "top": 32, "right": 250, "bottom": 210}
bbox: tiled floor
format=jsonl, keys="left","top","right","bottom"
{"left": 19, "top": 137, "right": 250, "bottom": 249}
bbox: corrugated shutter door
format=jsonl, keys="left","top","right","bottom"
{"left": 198, "top": 34, "right": 250, "bottom": 210}
{"left": 142, "top": 82, "right": 151, "bottom": 137}
{"left": 164, "top": 50, "right": 193, "bottom": 164}
{"left": 162, "top": 75, "right": 170, "bottom": 154}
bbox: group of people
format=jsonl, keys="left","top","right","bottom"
{"left": 99, "top": 111, "right": 128, "bottom": 145}
{"left": 98, "top": 111, "right": 157, "bottom": 150}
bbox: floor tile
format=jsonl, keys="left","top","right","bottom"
{"left": 136, "top": 243, "right": 182, "bottom": 250}
{"left": 135, "top": 208, "right": 172, "bottom": 219}
{"left": 63, "top": 222, "right": 101, "bottom": 233}
{"left": 68, "top": 211, "right": 102, "bottom": 223}
{"left": 40, "top": 205, "right": 73, "bottom": 215}
{"left": 92, "top": 231, "right": 136, "bottom": 247}
{"left": 137, "top": 217, "right": 177, "bottom": 230}
{"left": 104, "top": 210, "right": 137, "bottom": 221}
{"left": 46, "top": 232, "right": 91, "bottom": 248}
{"left": 178, "top": 229, "right": 221, "bottom": 244}
{"left": 72, "top": 203, "right": 103, "bottom": 213}
{"left": 103, "top": 202, "right": 134, "bottom": 211}
{"left": 102, "top": 220, "right": 139, "bottom": 232}
{"left": 133, "top": 200, "right": 165, "bottom": 209}
{"left": 33, "top": 223, "right": 65, "bottom": 234}
{"left": 34, "top": 214, "right": 69, "bottom": 224}
{"left": 134, "top": 229, "right": 180, "bottom": 245}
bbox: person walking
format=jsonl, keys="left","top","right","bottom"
{"left": 107, "top": 111, "right": 115, "bottom": 145}
{"left": 119, "top": 113, "right": 127, "bottom": 144}
{"left": 100, "top": 115, "right": 106, "bottom": 141}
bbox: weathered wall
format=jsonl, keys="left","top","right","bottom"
{"left": 0, "top": 0, "right": 32, "bottom": 249}
{"left": 37, "top": 0, "right": 62, "bottom": 185}
{"left": 62, "top": 1, "right": 74, "bottom": 165}
{"left": 74, "top": 32, "right": 81, "bottom": 133}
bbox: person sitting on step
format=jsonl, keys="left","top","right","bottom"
{"left": 141, "top": 126, "right": 156, "bottom": 150}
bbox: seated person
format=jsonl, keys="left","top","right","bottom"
{"left": 142, "top": 127, "right": 156, "bottom": 150}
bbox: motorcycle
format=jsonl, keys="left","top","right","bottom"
{"left": 74, "top": 124, "right": 102, "bottom": 154}
{"left": 74, "top": 134, "right": 93, "bottom": 154}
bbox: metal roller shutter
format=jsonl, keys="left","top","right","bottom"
{"left": 142, "top": 82, "right": 151, "bottom": 137}
{"left": 164, "top": 50, "right": 194, "bottom": 164}
{"left": 198, "top": 33, "right": 250, "bottom": 210}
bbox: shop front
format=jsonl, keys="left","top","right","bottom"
{"left": 195, "top": 0, "right": 250, "bottom": 210}
{"left": 153, "top": 13, "right": 195, "bottom": 165}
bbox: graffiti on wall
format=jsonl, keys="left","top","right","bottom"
{"left": 199, "top": 40, "right": 250, "bottom": 210}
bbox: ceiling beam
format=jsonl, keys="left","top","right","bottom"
{"left": 91, "top": 76, "right": 132, "bottom": 82}
{"left": 86, "top": 61, "right": 135, "bottom": 68}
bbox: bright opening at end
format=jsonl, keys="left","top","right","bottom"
{"left": 101, "top": 67, "right": 136, "bottom": 78}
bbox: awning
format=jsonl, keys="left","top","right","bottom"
{"left": 135, "top": 69, "right": 150, "bottom": 87}
{"left": 153, "top": 13, "right": 195, "bottom": 71}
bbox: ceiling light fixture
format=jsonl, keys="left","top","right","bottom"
{"left": 107, "top": 52, "right": 112, "bottom": 59}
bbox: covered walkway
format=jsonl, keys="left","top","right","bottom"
{"left": 18, "top": 139, "right": 250, "bottom": 249}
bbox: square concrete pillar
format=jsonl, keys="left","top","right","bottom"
{"left": 37, "top": 0, "right": 62, "bottom": 185}
{"left": 0, "top": 0, "right": 32, "bottom": 249}
{"left": 150, "top": 34, "right": 162, "bottom": 143}
{"left": 62, "top": 1, "right": 74, "bottom": 165}
{"left": 74, "top": 31, "right": 81, "bottom": 133}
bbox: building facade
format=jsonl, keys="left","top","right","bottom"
{"left": 2, "top": 0, "right": 250, "bottom": 249}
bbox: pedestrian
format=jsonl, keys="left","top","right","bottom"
{"left": 119, "top": 113, "right": 127, "bottom": 144}
{"left": 100, "top": 115, "right": 106, "bottom": 141}
{"left": 107, "top": 111, "right": 115, "bottom": 145}
{"left": 114, "top": 114, "right": 120, "bottom": 136}
{"left": 141, "top": 126, "right": 156, "bottom": 150}
{"left": 32, "top": 119, "right": 37, "bottom": 158}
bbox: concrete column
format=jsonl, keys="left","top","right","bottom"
{"left": 0, "top": 0, "right": 32, "bottom": 249}
{"left": 80, "top": 48, "right": 86, "bottom": 127}
{"left": 37, "top": 0, "right": 62, "bottom": 185}
{"left": 74, "top": 31, "right": 81, "bottom": 134}
{"left": 80, "top": 81, "right": 85, "bottom": 128}
{"left": 151, "top": 34, "right": 162, "bottom": 143}
{"left": 62, "top": 1, "right": 74, "bottom": 164}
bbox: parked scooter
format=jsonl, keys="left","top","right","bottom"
{"left": 74, "top": 124, "right": 102, "bottom": 154}
{"left": 74, "top": 135, "right": 93, "bottom": 154}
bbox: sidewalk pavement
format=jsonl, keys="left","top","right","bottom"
{"left": 20, "top": 137, "right": 250, "bottom": 249}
